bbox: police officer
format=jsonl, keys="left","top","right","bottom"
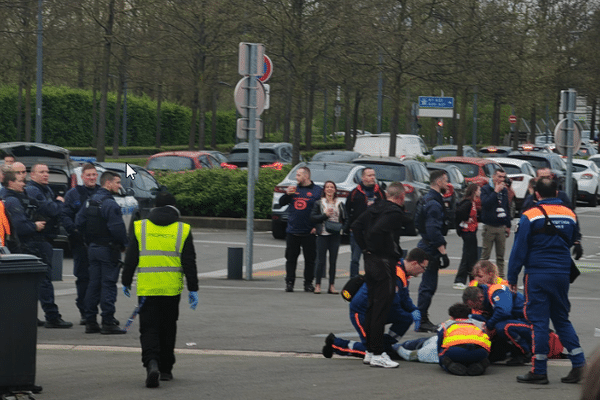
{"left": 26, "top": 163, "right": 65, "bottom": 243}
{"left": 2, "top": 169, "right": 72, "bottom": 328}
{"left": 62, "top": 163, "right": 100, "bottom": 325}
{"left": 122, "top": 192, "right": 198, "bottom": 388}
{"left": 76, "top": 170, "right": 128, "bottom": 334}
{"left": 508, "top": 177, "right": 585, "bottom": 384}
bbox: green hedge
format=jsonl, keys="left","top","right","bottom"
{"left": 0, "top": 85, "right": 237, "bottom": 147}
{"left": 154, "top": 166, "right": 292, "bottom": 219}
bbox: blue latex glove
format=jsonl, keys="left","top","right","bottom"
{"left": 189, "top": 291, "right": 199, "bottom": 310}
{"left": 122, "top": 285, "right": 131, "bottom": 298}
{"left": 412, "top": 310, "right": 421, "bottom": 331}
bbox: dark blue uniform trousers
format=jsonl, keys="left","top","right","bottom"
{"left": 71, "top": 240, "right": 90, "bottom": 317}
{"left": 85, "top": 244, "right": 121, "bottom": 323}
{"left": 524, "top": 273, "right": 585, "bottom": 374}
{"left": 417, "top": 254, "right": 441, "bottom": 320}
{"left": 26, "top": 239, "right": 60, "bottom": 321}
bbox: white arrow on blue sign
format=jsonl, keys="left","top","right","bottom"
{"left": 419, "top": 96, "right": 454, "bottom": 109}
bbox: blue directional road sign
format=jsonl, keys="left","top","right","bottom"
{"left": 419, "top": 96, "right": 454, "bottom": 109}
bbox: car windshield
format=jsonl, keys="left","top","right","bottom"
{"left": 355, "top": 163, "right": 406, "bottom": 181}
{"left": 288, "top": 166, "right": 354, "bottom": 183}
{"left": 440, "top": 162, "right": 479, "bottom": 178}
{"left": 432, "top": 149, "right": 457, "bottom": 158}
{"left": 590, "top": 159, "right": 600, "bottom": 169}
{"left": 499, "top": 164, "right": 522, "bottom": 175}
{"left": 228, "top": 149, "right": 279, "bottom": 163}
{"left": 572, "top": 163, "right": 589, "bottom": 173}
{"left": 147, "top": 156, "right": 193, "bottom": 171}
{"left": 512, "top": 157, "right": 550, "bottom": 170}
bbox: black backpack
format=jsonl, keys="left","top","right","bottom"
{"left": 415, "top": 194, "right": 447, "bottom": 236}
{"left": 341, "top": 274, "right": 365, "bottom": 302}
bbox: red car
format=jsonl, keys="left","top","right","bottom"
{"left": 435, "top": 156, "right": 517, "bottom": 217}
{"left": 146, "top": 151, "right": 232, "bottom": 173}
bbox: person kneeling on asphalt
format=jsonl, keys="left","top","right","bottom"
{"left": 322, "top": 248, "right": 429, "bottom": 368}
{"left": 122, "top": 191, "right": 199, "bottom": 388}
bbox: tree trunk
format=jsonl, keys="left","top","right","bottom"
{"left": 292, "top": 82, "right": 303, "bottom": 165}
{"left": 529, "top": 105, "right": 536, "bottom": 143}
{"left": 211, "top": 88, "right": 218, "bottom": 149}
{"left": 155, "top": 83, "right": 162, "bottom": 148}
{"left": 112, "top": 76, "right": 123, "bottom": 157}
{"left": 25, "top": 79, "right": 32, "bottom": 142}
{"left": 305, "top": 81, "right": 315, "bottom": 151}
{"left": 17, "top": 79, "right": 23, "bottom": 141}
{"left": 283, "top": 76, "right": 292, "bottom": 143}
{"left": 352, "top": 89, "right": 362, "bottom": 148}
{"left": 344, "top": 85, "right": 351, "bottom": 150}
{"left": 457, "top": 87, "right": 468, "bottom": 156}
{"left": 96, "top": 0, "right": 116, "bottom": 162}
{"left": 92, "top": 75, "right": 98, "bottom": 148}
{"left": 189, "top": 90, "right": 198, "bottom": 150}
{"left": 198, "top": 96, "right": 206, "bottom": 150}
{"left": 492, "top": 95, "right": 501, "bottom": 145}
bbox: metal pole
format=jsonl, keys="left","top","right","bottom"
{"left": 376, "top": 52, "right": 383, "bottom": 135}
{"left": 35, "top": 0, "right": 43, "bottom": 143}
{"left": 472, "top": 86, "right": 478, "bottom": 148}
{"left": 565, "top": 89, "right": 575, "bottom": 204}
{"left": 122, "top": 78, "right": 128, "bottom": 147}
{"left": 245, "top": 44, "right": 258, "bottom": 280}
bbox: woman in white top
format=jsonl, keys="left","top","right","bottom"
{"left": 310, "top": 180, "right": 347, "bottom": 294}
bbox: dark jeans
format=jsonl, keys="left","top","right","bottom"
{"left": 315, "top": 234, "right": 341, "bottom": 285}
{"left": 285, "top": 233, "right": 316, "bottom": 287}
{"left": 417, "top": 253, "right": 441, "bottom": 321}
{"left": 139, "top": 295, "right": 180, "bottom": 372}
{"left": 72, "top": 241, "right": 90, "bottom": 317}
{"left": 85, "top": 244, "right": 121, "bottom": 323}
{"left": 363, "top": 253, "right": 395, "bottom": 355}
{"left": 454, "top": 232, "right": 477, "bottom": 285}
{"left": 349, "top": 232, "right": 362, "bottom": 278}
{"left": 25, "top": 239, "right": 60, "bottom": 321}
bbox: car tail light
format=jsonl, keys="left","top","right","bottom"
{"left": 403, "top": 183, "right": 415, "bottom": 194}
{"left": 336, "top": 190, "right": 350, "bottom": 198}
{"left": 511, "top": 176, "right": 524, "bottom": 181}
{"left": 582, "top": 173, "right": 593, "bottom": 180}
{"left": 70, "top": 173, "right": 77, "bottom": 188}
{"left": 274, "top": 185, "right": 288, "bottom": 193}
{"left": 221, "top": 162, "right": 238, "bottom": 169}
{"left": 522, "top": 144, "right": 534, "bottom": 151}
{"left": 443, "top": 183, "right": 454, "bottom": 198}
{"left": 261, "top": 162, "right": 283, "bottom": 170}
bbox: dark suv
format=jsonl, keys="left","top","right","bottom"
{"left": 507, "top": 151, "right": 578, "bottom": 207}
{"left": 227, "top": 142, "right": 301, "bottom": 169}
{"left": 352, "top": 157, "right": 431, "bottom": 235}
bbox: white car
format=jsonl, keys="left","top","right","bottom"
{"left": 271, "top": 162, "right": 366, "bottom": 239}
{"left": 492, "top": 157, "right": 536, "bottom": 212}
{"left": 572, "top": 159, "right": 600, "bottom": 207}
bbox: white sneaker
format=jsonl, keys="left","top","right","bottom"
{"left": 452, "top": 282, "right": 467, "bottom": 290}
{"left": 395, "top": 345, "right": 418, "bottom": 361}
{"left": 363, "top": 351, "right": 372, "bottom": 364}
{"left": 370, "top": 352, "right": 399, "bottom": 368}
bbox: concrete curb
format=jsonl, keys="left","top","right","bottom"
{"left": 180, "top": 216, "right": 272, "bottom": 231}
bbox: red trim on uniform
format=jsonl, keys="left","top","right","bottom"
{"left": 503, "top": 322, "right": 533, "bottom": 354}
{"left": 354, "top": 312, "right": 367, "bottom": 338}
{"left": 332, "top": 344, "right": 365, "bottom": 357}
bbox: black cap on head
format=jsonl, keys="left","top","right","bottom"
{"left": 155, "top": 191, "right": 176, "bottom": 207}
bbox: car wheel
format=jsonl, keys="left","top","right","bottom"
{"left": 590, "top": 187, "right": 598, "bottom": 207}
{"left": 271, "top": 219, "right": 287, "bottom": 239}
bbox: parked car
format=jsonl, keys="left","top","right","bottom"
{"left": 507, "top": 151, "right": 577, "bottom": 208}
{"left": 353, "top": 133, "right": 429, "bottom": 158}
{"left": 311, "top": 150, "right": 361, "bottom": 163}
{"left": 271, "top": 162, "right": 366, "bottom": 239}
{"left": 575, "top": 143, "right": 598, "bottom": 157}
{"left": 571, "top": 159, "right": 600, "bottom": 207}
{"left": 352, "top": 156, "right": 431, "bottom": 235}
{"left": 432, "top": 145, "right": 478, "bottom": 159}
{"left": 589, "top": 154, "right": 600, "bottom": 169}
{"left": 228, "top": 142, "right": 299, "bottom": 169}
{"left": 435, "top": 156, "right": 517, "bottom": 217}
{"left": 334, "top": 129, "right": 372, "bottom": 137}
{"left": 94, "top": 162, "right": 166, "bottom": 219}
{"left": 146, "top": 151, "right": 222, "bottom": 173}
{"left": 478, "top": 146, "right": 513, "bottom": 158}
{"left": 73, "top": 165, "right": 140, "bottom": 234}
{"left": 491, "top": 157, "right": 536, "bottom": 212}
{"left": 424, "top": 162, "right": 467, "bottom": 228}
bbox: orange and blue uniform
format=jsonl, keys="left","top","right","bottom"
{"left": 331, "top": 260, "right": 417, "bottom": 358}
{"left": 508, "top": 198, "right": 585, "bottom": 375}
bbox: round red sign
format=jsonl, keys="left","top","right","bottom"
{"left": 509, "top": 115, "right": 517, "bottom": 124}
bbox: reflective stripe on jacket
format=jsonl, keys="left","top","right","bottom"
{"left": 440, "top": 320, "right": 491, "bottom": 352}
{"left": 134, "top": 219, "right": 191, "bottom": 296}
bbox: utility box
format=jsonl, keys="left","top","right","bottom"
{"left": 0, "top": 254, "right": 46, "bottom": 394}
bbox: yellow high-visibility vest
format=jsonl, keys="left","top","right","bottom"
{"left": 134, "top": 219, "right": 190, "bottom": 296}
{"left": 441, "top": 320, "right": 491, "bottom": 351}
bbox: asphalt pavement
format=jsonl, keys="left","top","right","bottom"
{"left": 13, "top": 208, "right": 600, "bottom": 399}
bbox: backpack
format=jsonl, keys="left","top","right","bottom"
{"left": 415, "top": 195, "right": 446, "bottom": 236}
{"left": 341, "top": 274, "right": 365, "bottom": 302}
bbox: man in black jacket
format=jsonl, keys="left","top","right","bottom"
{"left": 351, "top": 182, "right": 405, "bottom": 368}
{"left": 346, "top": 168, "right": 386, "bottom": 277}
